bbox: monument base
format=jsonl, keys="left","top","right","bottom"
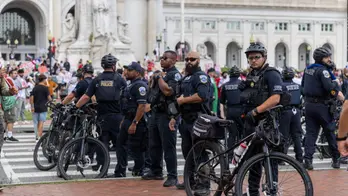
{"left": 67, "top": 45, "right": 91, "bottom": 71}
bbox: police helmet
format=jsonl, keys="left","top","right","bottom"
{"left": 229, "top": 66, "right": 241, "bottom": 77}
{"left": 313, "top": 47, "right": 332, "bottom": 63}
{"left": 282, "top": 68, "right": 295, "bottom": 80}
{"left": 245, "top": 42, "right": 267, "bottom": 57}
{"left": 101, "top": 54, "right": 118, "bottom": 69}
{"left": 82, "top": 64, "right": 94, "bottom": 74}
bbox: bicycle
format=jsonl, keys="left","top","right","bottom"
{"left": 56, "top": 103, "right": 109, "bottom": 180}
{"left": 184, "top": 105, "right": 313, "bottom": 196}
{"left": 33, "top": 101, "right": 71, "bottom": 171}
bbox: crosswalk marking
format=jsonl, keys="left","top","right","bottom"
{"left": 0, "top": 133, "right": 341, "bottom": 184}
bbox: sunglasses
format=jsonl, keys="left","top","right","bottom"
{"left": 160, "top": 56, "right": 168, "bottom": 60}
{"left": 185, "top": 58, "right": 197, "bottom": 62}
{"left": 248, "top": 56, "right": 262, "bottom": 61}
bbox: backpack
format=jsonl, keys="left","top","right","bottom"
{"left": 1, "top": 78, "right": 17, "bottom": 111}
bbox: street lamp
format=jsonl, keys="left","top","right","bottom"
{"left": 48, "top": 31, "right": 53, "bottom": 73}
{"left": 181, "top": 42, "right": 186, "bottom": 61}
{"left": 156, "top": 35, "right": 162, "bottom": 61}
{"left": 7, "top": 39, "right": 19, "bottom": 60}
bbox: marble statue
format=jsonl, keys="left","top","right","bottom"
{"left": 93, "top": 0, "right": 109, "bottom": 38}
{"left": 117, "top": 16, "right": 132, "bottom": 44}
{"left": 59, "top": 13, "right": 77, "bottom": 43}
{"left": 197, "top": 44, "right": 211, "bottom": 59}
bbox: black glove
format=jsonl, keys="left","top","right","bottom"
{"left": 245, "top": 110, "right": 257, "bottom": 125}
{"left": 238, "top": 81, "right": 246, "bottom": 90}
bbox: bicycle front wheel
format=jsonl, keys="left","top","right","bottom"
{"left": 57, "top": 137, "right": 110, "bottom": 180}
{"left": 184, "top": 140, "right": 226, "bottom": 196}
{"left": 235, "top": 151, "right": 313, "bottom": 196}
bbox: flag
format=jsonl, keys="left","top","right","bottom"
{"left": 26, "top": 54, "right": 33, "bottom": 60}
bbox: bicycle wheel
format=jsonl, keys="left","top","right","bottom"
{"left": 57, "top": 137, "right": 110, "bottom": 180}
{"left": 33, "top": 132, "right": 59, "bottom": 171}
{"left": 184, "top": 140, "right": 226, "bottom": 196}
{"left": 235, "top": 151, "right": 313, "bottom": 196}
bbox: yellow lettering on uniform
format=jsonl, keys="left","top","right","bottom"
{"left": 101, "top": 81, "right": 114, "bottom": 87}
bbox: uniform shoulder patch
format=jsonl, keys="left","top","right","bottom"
{"left": 174, "top": 73, "right": 182, "bottom": 81}
{"left": 138, "top": 86, "right": 146, "bottom": 96}
{"left": 199, "top": 75, "right": 208, "bottom": 84}
{"left": 323, "top": 70, "right": 330, "bottom": 78}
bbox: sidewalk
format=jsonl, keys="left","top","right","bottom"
{"left": 1, "top": 170, "right": 348, "bottom": 196}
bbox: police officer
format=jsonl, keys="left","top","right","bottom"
{"left": 76, "top": 54, "right": 126, "bottom": 173}
{"left": 279, "top": 67, "right": 303, "bottom": 163}
{"left": 302, "top": 47, "right": 344, "bottom": 170}
{"left": 220, "top": 66, "right": 244, "bottom": 154}
{"left": 62, "top": 64, "right": 94, "bottom": 105}
{"left": 114, "top": 62, "right": 148, "bottom": 177}
{"left": 142, "top": 50, "right": 181, "bottom": 187}
{"left": 168, "top": 51, "right": 211, "bottom": 195}
{"left": 238, "top": 41, "right": 284, "bottom": 196}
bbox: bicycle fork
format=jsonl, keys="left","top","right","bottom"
{"left": 262, "top": 144, "right": 277, "bottom": 196}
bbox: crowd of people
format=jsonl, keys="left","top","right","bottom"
{"left": 0, "top": 40, "right": 347, "bottom": 195}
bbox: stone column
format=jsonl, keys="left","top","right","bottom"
{"left": 147, "top": 0, "right": 157, "bottom": 58}
{"left": 241, "top": 20, "right": 251, "bottom": 70}
{"left": 124, "top": 0, "right": 148, "bottom": 61}
{"left": 52, "top": 0, "right": 62, "bottom": 41}
{"left": 289, "top": 20, "right": 297, "bottom": 68}
{"left": 49, "top": 0, "right": 54, "bottom": 32}
{"left": 267, "top": 20, "right": 275, "bottom": 66}
{"left": 67, "top": 0, "right": 92, "bottom": 69}
{"left": 217, "top": 19, "right": 226, "bottom": 67}
{"left": 336, "top": 21, "right": 344, "bottom": 67}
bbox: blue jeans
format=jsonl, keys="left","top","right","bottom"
{"left": 33, "top": 112, "right": 47, "bottom": 137}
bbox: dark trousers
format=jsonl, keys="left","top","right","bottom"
{"left": 244, "top": 116, "right": 278, "bottom": 196}
{"left": 226, "top": 107, "right": 244, "bottom": 151}
{"left": 279, "top": 108, "right": 303, "bottom": 162}
{"left": 96, "top": 113, "right": 122, "bottom": 167}
{"left": 115, "top": 118, "right": 147, "bottom": 175}
{"left": 304, "top": 102, "right": 340, "bottom": 160}
{"left": 149, "top": 111, "right": 177, "bottom": 178}
{"left": 0, "top": 117, "right": 4, "bottom": 152}
{"left": 179, "top": 119, "right": 209, "bottom": 187}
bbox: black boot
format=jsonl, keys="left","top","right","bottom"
{"left": 303, "top": 159, "right": 313, "bottom": 170}
{"left": 332, "top": 158, "right": 340, "bottom": 169}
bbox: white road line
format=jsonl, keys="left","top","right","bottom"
{"left": 3, "top": 143, "right": 36, "bottom": 146}
{"left": 0, "top": 150, "right": 20, "bottom": 183}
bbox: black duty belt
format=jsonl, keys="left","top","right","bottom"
{"left": 305, "top": 97, "right": 328, "bottom": 104}
{"left": 283, "top": 105, "right": 301, "bottom": 110}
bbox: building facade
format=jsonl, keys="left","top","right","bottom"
{"left": 0, "top": 0, "right": 346, "bottom": 70}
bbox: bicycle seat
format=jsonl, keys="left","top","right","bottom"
{"left": 216, "top": 119, "right": 234, "bottom": 127}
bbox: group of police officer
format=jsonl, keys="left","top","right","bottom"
{"left": 63, "top": 37, "right": 344, "bottom": 195}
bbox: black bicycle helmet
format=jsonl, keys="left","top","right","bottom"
{"left": 313, "top": 47, "right": 332, "bottom": 63}
{"left": 101, "top": 53, "right": 118, "bottom": 68}
{"left": 82, "top": 64, "right": 94, "bottom": 74}
{"left": 229, "top": 66, "right": 241, "bottom": 77}
{"left": 282, "top": 67, "right": 295, "bottom": 80}
{"left": 245, "top": 42, "right": 267, "bottom": 57}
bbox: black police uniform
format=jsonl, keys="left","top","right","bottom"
{"left": 178, "top": 66, "right": 211, "bottom": 194}
{"left": 179, "top": 67, "right": 211, "bottom": 158}
{"left": 302, "top": 64, "right": 340, "bottom": 165}
{"left": 279, "top": 76, "right": 303, "bottom": 162}
{"left": 115, "top": 78, "right": 148, "bottom": 176}
{"left": 73, "top": 77, "right": 93, "bottom": 101}
{"left": 220, "top": 76, "right": 244, "bottom": 151}
{"left": 85, "top": 71, "right": 126, "bottom": 169}
{"left": 146, "top": 66, "right": 181, "bottom": 180}
{"left": 240, "top": 64, "right": 284, "bottom": 195}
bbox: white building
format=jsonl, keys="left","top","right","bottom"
{"left": 0, "top": 0, "right": 346, "bottom": 70}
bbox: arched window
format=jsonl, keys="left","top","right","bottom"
{"left": 0, "top": 8, "right": 35, "bottom": 45}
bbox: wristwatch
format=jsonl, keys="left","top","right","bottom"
{"left": 336, "top": 135, "right": 347, "bottom": 141}
{"left": 132, "top": 120, "right": 138, "bottom": 125}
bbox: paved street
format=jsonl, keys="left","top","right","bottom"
{"left": 0, "top": 124, "right": 346, "bottom": 185}
{"left": 1, "top": 170, "right": 348, "bottom": 196}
